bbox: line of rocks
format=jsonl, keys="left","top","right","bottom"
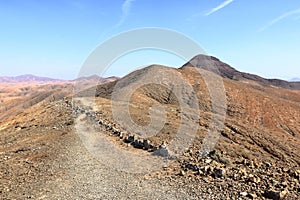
{"left": 70, "top": 100, "right": 168, "bottom": 157}
{"left": 68, "top": 99, "right": 299, "bottom": 199}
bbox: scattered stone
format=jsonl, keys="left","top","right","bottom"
{"left": 248, "top": 174, "right": 260, "bottom": 183}
{"left": 56, "top": 102, "right": 300, "bottom": 198}
{"left": 282, "top": 167, "right": 289, "bottom": 173}
{"left": 233, "top": 173, "right": 239, "bottom": 180}
{"left": 263, "top": 189, "right": 287, "bottom": 200}
{"left": 203, "top": 166, "right": 213, "bottom": 174}
{"left": 240, "top": 168, "right": 248, "bottom": 177}
{"left": 279, "top": 190, "right": 288, "bottom": 199}
{"left": 186, "top": 163, "right": 197, "bottom": 171}
{"left": 281, "top": 181, "right": 288, "bottom": 187}
{"left": 198, "top": 169, "right": 204, "bottom": 175}
{"left": 240, "top": 192, "right": 248, "bottom": 197}
{"left": 264, "top": 162, "right": 272, "bottom": 168}
{"left": 143, "top": 140, "right": 151, "bottom": 150}
{"left": 253, "top": 158, "right": 260, "bottom": 167}
{"left": 272, "top": 180, "right": 279, "bottom": 186}
{"left": 179, "top": 170, "right": 185, "bottom": 176}
{"left": 133, "top": 139, "right": 144, "bottom": 149}
{"left": 247, "top": 193, "right": 257, "bottom": 199}
{"left": 294, "top": 170, "right": 300, "bottom": 179}
{"left": 249, "top": 160, "right": 255, "bottom": 168}
{"left": 124, "top": 135, "right": 135, "bottom": 143}
{"left": 213, "top": 168, "right": 226, "bottom": 178}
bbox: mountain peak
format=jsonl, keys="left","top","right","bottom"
{"left": 189, "top": 54, "right": 221, "bottom": 62}
{"left": 181, "top": 54, "right": 238, "bottom": 79}
{"left": 181, "top": 54, "right": 300, "bottom": 90}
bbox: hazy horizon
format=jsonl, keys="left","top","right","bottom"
{"left": 1, "top": 1, "right": 300, "bottom": 80}
{"left": 1, "top": 61, "right": 300, "bottom": 82}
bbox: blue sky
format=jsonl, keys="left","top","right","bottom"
{"left": 0, "top": 0, "right": 300, "bottom": 80}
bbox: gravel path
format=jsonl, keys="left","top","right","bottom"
{"left": 45, "top": 113, "right": 204, "bottom": 200}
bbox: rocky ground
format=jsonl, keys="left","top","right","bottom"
{"left": 71, "top": 97, "right": 300, "bottom": 199}
{"left": 1, "top": 57, "right": 300, "bottom": 199}
{"left": 0, "top": 94, "right": 299, "bottom": 199}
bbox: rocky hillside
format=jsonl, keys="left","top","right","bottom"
{"left": 0, "top": 55, "right": 299, "bottom": 199}
{"left": 0, "top": 75, "right": 119, "bottom": 122}
{"left": 80, "top": 54, "right": 300, "bottom": 198}
{"left": 182, "top": 54, "right": 300, "bottom": 90}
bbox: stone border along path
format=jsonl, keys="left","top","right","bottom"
{"left": 69, "top": 98, "right": 170, "bottom": 158}
{"left": 42, "top": 99, "right": 299, "bottom": 199}
{"left": 66, "top": 101, "right": 300, "bottom": 199}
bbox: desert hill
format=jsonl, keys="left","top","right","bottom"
{"left": 74, "top": 54, "right": 300, "bottom": 198}
{"left": 0, "top": 55, "right": 299, "bottom": 199}
{"left": 182, "top": 55, "right": 300, "bottom": 90}
{"left": 87, "top": 55, "right": 300, "bottom": 163}
{"left": 0, "top": 75, "right": 119, "bottom": 122}
{"left": 0, "top": 81, "right": 72, "bottom": 122}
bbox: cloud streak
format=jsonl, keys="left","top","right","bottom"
{"left": 205, "top": 0, "right": 234, "bottom": 16}
{"left": 114, "top": 0, "right": 136, "bottom": 28}
{"left": 259, "top": 8, "right": 300, "bottom": 31}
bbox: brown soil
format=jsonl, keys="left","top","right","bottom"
{"left": 0, "top": 56, "right": 299, "bottom": 199}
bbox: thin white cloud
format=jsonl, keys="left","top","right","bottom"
{"left": 114, "top": 0, "right": 136, "bottom": 28}
{"left": 205, "top": 0, "right": 234, "bottom": 16}
{"left": 259, "top": 8, "right": 300, "bottom": 31}
{"left": 97, "top": 0, "right": 136, "bottom": 42}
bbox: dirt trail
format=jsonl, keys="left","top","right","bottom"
{"left": 0, "top": 98, "right": 220, "bottom": 199}
{"left": 45, "top": 113, "right": 200, "bottom": 199}
{"left": 2, "top": 95, "right": 299, "bottom": 199}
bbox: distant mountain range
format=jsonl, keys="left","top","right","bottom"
{"left": 0, "top": 74, "right": 63, "bottom": 83}
{"left": 0, "top": 58, "right": 298, "bottom": 88}
{"left": 73, "top": 75, "right": 119, "bottom": 83}
{"left": 0, "top": 74, "right": 119, "bottom": 83}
